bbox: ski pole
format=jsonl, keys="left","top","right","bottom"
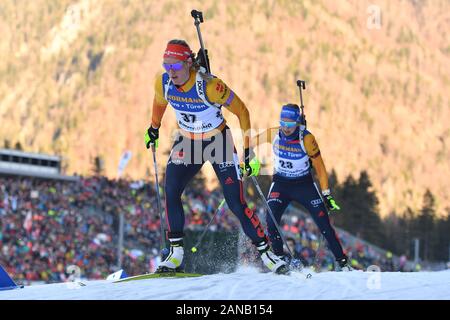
{"left": 250, "top": 176, "right": 312, "bottom": 278}
{"left": 311, "top": 181, "right": 333, "bottom": 272}
{"left": 191, "top": 9, "right": 211, "bottom": 74}
{"left": 191, "top": 199, "right": 227, "bottom": 253}
{"left": 250, "top": 177, "right": 294, "bottom": 258}
{"left": 151, "top": 144, "right": 167, "bottom": 251}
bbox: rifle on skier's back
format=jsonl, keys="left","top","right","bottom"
{"left": 191, "top": 10, "right": 211, "bottom": 74}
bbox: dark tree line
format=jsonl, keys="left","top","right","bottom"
{"left": 330, "top": 170, "right": 450, "bottom": 262}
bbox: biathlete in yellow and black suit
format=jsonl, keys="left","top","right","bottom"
{"left": 252, "top": 104, "right": 352, "bottom": 271}
{"left": 145, "top": 39, "right": 288, "bottom": 274}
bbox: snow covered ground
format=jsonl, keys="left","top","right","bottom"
{"left": 1, "top": 267, "right": 450, "bottom": 300}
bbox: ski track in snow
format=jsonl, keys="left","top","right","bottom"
{"left": 1, "top": 267, "right": 449, "bottom": 300}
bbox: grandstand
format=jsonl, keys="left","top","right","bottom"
{"left": 0, "top": 148, "right": 78, "bottom": 182}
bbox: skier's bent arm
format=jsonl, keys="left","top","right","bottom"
{"left": 227, "top": 96, "right": 251, "bottom": 149}
{"left": 151, "top": 73, "right": 168, "bottom": 129}
{"left": 205, "top": 78, "right": 251, "bottom": 149}
{"left": 304, "top": 133, "right": 329, "bottom": 192}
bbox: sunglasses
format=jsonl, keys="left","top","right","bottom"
{"left": 279, "top": 120, "right": 298, "bottom": 128}
{"left": 162, "top": 62, "right": 184, "bottom": 72}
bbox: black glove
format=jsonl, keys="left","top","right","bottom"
{"left": 145, "top": 126, "right": 159, "bottom": 149}
{"left": 243, "top": 148, "right": 252, "bottom": 177}
{"left": 243, "top": 148, "right": 259, "bottom": 177}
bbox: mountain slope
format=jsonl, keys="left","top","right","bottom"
{"left": 0, "top": 0, "right": 449, "bottom": 217}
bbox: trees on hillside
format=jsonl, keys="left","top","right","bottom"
{"left": 333, "top": 171, "right": 385, "bottom": 247}
{"left": 332, "top": 173, "right": 448, "bottom": 262}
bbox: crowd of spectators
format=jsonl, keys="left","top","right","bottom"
{"left": 0, "top": 175, "right": 239, "bottom": 284}
{"left": 0, "top": 175, "right": 416, "bottom": 285}
{"left": 276, "top": 212, "right": 414, "bottom": 272}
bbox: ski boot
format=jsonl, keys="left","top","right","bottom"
{"left": 155, "top": 238, "right": 185, "bottom": 274}
{"left": 336, "top": 256, "right": 353, "bottom": 272}
{"left": 257, "top": 241, "right": 290, "bottom": 275}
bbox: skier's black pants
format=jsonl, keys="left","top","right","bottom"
{"left": 164, "top": 127, "right": 267, "bottom": 245}
{"left": 266, "top": 174, "right": 346, "bottom": 261}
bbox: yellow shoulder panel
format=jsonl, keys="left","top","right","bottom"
{"left": 205, "top": 77, "right": 232, "bottom": 105}
{"left": 304, "top": 133, "right": 321, "bottom": 158}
